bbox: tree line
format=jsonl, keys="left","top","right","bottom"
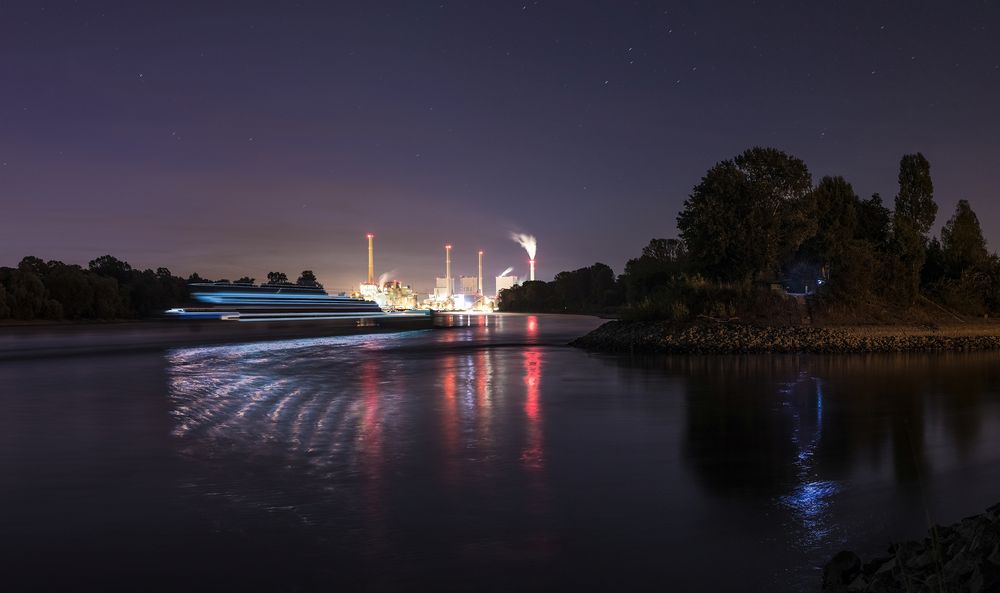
{"left": 0, "top": 255, "right": 325, "bottom": 322}
{"left": 499, "top": 147, "right": 999, "bottom": 319}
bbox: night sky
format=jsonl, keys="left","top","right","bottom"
{"left": 3, "top": 1, "right": 999, "bottom": 292}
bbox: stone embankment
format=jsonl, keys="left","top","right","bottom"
{"left": 570, "top": 320, "right": 1000, "bottom": 354}
{"left": 822, "top": 504, "right": 1000, "bottom": 593}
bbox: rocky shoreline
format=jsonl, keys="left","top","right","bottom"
{"left": 823, "top": 504, "right": 1000, "bottom": 592}
{"left": 570, "top": 320, "right": 1000, "bottom": 354}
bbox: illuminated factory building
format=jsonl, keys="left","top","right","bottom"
{"left": 434, "top": 276, "right": 453, "bottom": 299}
{"left": 360, "top": 234, "right": 507, "bottom": 311}
{"left": 495, "top": 274, "right": 518, "bottom": 296}
{"left": 459, "top": 275, "right": 478, "bottom": 295}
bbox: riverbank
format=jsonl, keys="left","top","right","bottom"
{"left": 822, "top": 503, "right": 1000, "bottom": 592}
{"left": 570, "top": 320, "right": 1000, "bottom": 354}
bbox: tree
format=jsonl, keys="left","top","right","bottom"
{"left": 88, "top": 255, "right": 133, "bottom": 283}
{"left": 623, "top": 238, "right": 688, "bottom": 304}
{"left": 552, "top": 263, "right": 617, "bottom": 311}
{"left": 642, "top": 238, "right": 687, "bottom": 262}
{"left": 797, "top": 176, "right": 859, "bottom": 272}
{"left": 894, "top": 153, "right": 937, "bottom": 235}
{"left": 497, "top": 280, "right": 556, "bottom": 312}
{"left": 0, "top": 285, "right": 10, "bottom": 318}
{"left": 677, "top": 146, "right": 814, "bottom": 281}
{"left": 89, "top": 275, "right": 125, "bottom": 318}
{"left": 296, "top": 270, "right": 322, "bottom": 288}
{"left": 856, "top": 192, "right": 891, "bottom": 247}
{"left": 18, "top": 256, "right": 49, "bottom": 276}
{"left": 829, "top": 240, "right": 881, "bottom": 300}
{"left": 266, "top": 271, "right": 289, "bottom": 285}
{"left": 922, "top": 237, "right": 947, "bottom": 288}
{"left": 890, "top": 153, "right": 938, "bottom": 302}
{"left": 45, "top": 263, "right": 95, "bottom": 319}
{"left": 235, "top": 276, "right": 255, "bottom": 284}
{"left": 940, "top": 199, "right": 987, "bottom": 274}
{"left": 9, "top": 268, "right": 48, "bottom": 320}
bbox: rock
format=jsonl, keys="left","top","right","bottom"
{"left": 944, "top": 550, "right": 977, "bottom": 578}
{"left": 846, "top": 574, "right": 868, "bottom": 592}
{"left": 904, "top": 549, "right": 935, "bottom": 571}
{"left": 970, "top": 560, "right": 1000, "bottom": 593}
{"left": 873, "top": 556, "right": 896, "bottom": 575}
{"left": 821, "top": 503, "right": 1000, "bottom": 592}
{"left": 988, "top": 544, "right": 1000, "bottom": 566}
{"left": 570, "top": 320, "right": 1000, "bottom": 355}
{"left": 823, "top": 551, "right": 862, "bottom": 592}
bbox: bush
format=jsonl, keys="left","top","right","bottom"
{"left": 619, "top": 276, "right": 795, "bottom": 323}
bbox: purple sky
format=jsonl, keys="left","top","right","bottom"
{"left": 2, "top": 1, "right": 999, "bottom": 293}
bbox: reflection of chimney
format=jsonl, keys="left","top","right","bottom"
{"left": 366, "top": 233, "right": 374, "bottom": 284}
{"left": 478, "top": 250, "right": 483, "bottom": 296}
{"left": 529, "top": 259, "right": 535, "bottom": 282}
{"left": 445, "top": 244, "right": 452, "bottom": 297}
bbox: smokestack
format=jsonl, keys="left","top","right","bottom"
{"left": 445, "top": 244, "right": 452, "bottom": 297}
{"left": 478, "top": 250, "right": 483, "bottom": 295}
{"left": 510, "top": 232, "right": 537, "bottom": 281}
{"left": 366, "top": 233, "right": 374, "bottom": 284}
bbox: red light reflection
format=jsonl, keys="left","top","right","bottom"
{"left": 521, "top": 348, "right": 543, "bottom": 470}
{"left": 526, "top": 315, "right": 538, "bottom": 335}
{"left": 359, "top": 357, "right": 385, "bottom": 552}
{"left": 440, "top": 354, "right": 459, "bottom": 483}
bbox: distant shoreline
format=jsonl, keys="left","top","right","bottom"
{"left": 570, "top": 319, "right": 1000, "bottom": 354}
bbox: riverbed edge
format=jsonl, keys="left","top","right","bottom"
{"left": 822, "top": 503, "right": 1000, "bottom": 592}
{"left": 569, "top": 320, "right": 1000, "bottom": 354}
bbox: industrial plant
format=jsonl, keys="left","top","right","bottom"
{"left": 354, "top": 232, "right": 535, "bottom": 312}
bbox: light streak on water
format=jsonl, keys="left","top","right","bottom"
{"left": 777, "top": 374, "right": 841, "bottom": 548}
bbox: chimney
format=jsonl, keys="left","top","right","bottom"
{"left": 445, "top": 244, "right": 452, "bottom": 297}
{"left": 366, "top": 234, "right": 374, "bottom": 284}
{"left": 477, "top": 250, "right": 483, "bottom": 295}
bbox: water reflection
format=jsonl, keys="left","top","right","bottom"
{"left": 613, "top": 351, "right": 1000, "bottom": 560}
{"left": 474, "top": 348, "right": 494, "bottom": 449}
{"left": 521, "top": 348, "right": 544, "bottom": 471}
{"left": 526, "top": 314, "right": 538, "bottom": 336}
{"left": 439, "top": 347, "right": 460, "bottom": 484}
{"left": 778, "top": 374, "right": 838, "bottom": 545}
{"left": 358, "top": 357, "right": 386, "bottom": 550}
{"left": 165, "top": 324, "right": 554, "bottom": 536}
{"left": 153, "top": 319, "right": 1000, "bottom": 592}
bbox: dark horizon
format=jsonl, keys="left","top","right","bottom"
{"left": 3, "top": 1, "right": 999, "bottom": 291}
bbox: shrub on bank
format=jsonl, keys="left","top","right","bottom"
{"left": 619, "top": 276, "right": 802, "bottom": 324}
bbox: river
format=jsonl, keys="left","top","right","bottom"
{"left": 3, "top": 313, "right": 1000, "bottom": 591}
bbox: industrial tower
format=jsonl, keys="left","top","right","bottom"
{"left": 366, "top": 233, "right": 374, "bottom": 285}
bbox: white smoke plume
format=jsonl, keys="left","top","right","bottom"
{"left": 377, "top": 270, "right": 396, "bottom": 286}
{"left": 510, "top": 232, "right": 537, "bottom": 260}
{"left": 499, "top": 267, "right": 513, "bottom": 278}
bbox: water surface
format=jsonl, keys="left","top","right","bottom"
{"left": 3, "top": 313, "right": 1000, "bottom": 591}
